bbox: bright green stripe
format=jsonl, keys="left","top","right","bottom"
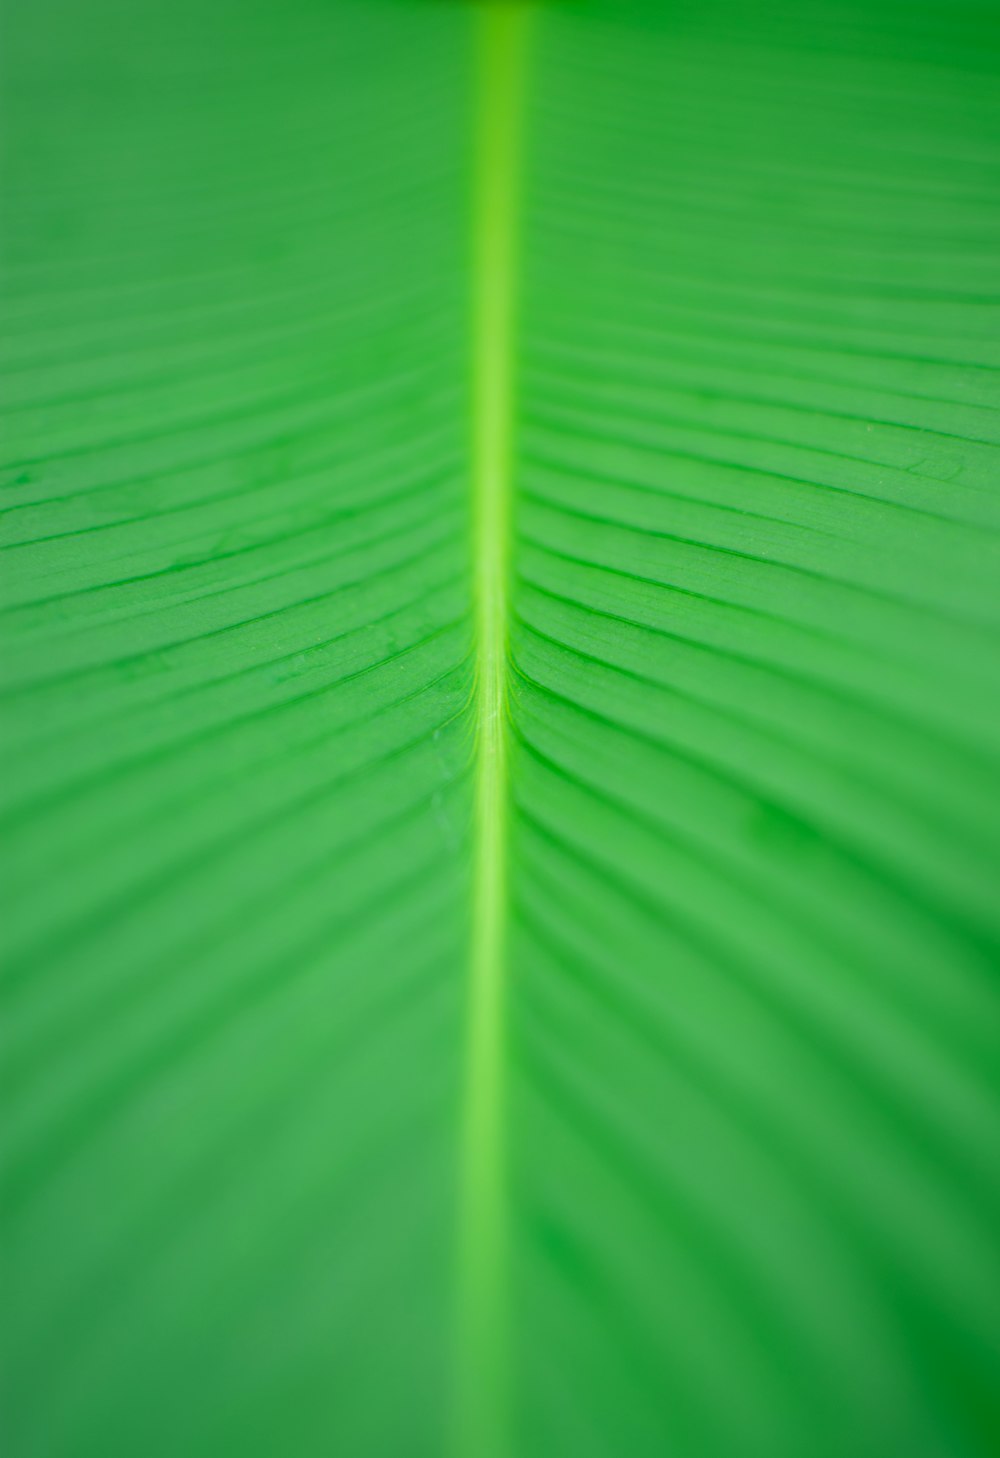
{"left": 456, "top": 7, "right": 530, "bottom": 1458}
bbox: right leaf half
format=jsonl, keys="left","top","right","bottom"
{"left": 506, "top": 4, "right": 1000, "bottom": 1455}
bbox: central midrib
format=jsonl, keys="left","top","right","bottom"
{"left": 456, "top": 7, "right": 531, "bottom": 1458}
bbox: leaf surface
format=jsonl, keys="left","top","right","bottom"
{"left": 2, "top": 2, "right": 1000, "bottom": 1456}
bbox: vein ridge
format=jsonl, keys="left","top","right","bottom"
{"left": 456, "top": 8, "right": 530, "bottom": 1458}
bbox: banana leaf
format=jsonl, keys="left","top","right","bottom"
{"left": 2, "top": 1, "right": 999, "bottom": 1455}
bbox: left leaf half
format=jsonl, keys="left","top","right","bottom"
{"left": 0, "top": 3, "right": 474, "bottom": 1455}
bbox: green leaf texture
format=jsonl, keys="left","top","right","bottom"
{"left": 2, "top": 1, "right": 999, "bottom": 1456}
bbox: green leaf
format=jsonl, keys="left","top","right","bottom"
{"left": 3, "top": 1, "right": 999, "bottom": 1456}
